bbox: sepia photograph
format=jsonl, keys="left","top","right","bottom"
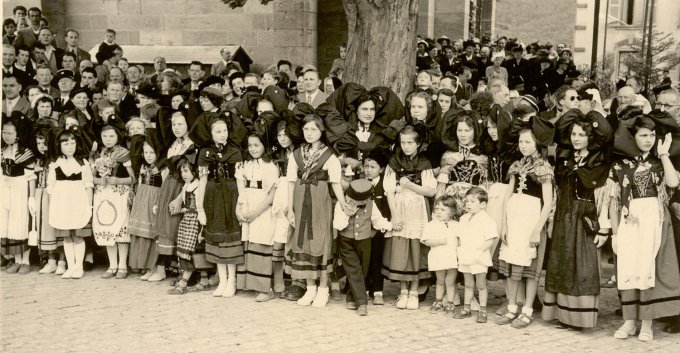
{"left": 1, "top": 0, "right": 680, "bottom": 351}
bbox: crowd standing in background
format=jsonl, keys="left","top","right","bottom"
{"left": 2, "top": 4, "right": 680, "bottom": 342}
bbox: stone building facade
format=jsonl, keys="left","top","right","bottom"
{"left": 4, "top": 0, "right": 577, "bottom": 77}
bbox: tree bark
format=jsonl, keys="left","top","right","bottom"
{"left": 342, "top": 0, "right": 420, "bottom": 101}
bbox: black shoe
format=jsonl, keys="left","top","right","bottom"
{"left": 286, "top": 285, "right": 305, "bottom": 301}
{"left": 418, "top": 286, "right": 430, "bottom": 302}
{"left": 533, "top": 299, "right": 543, "bottom": 312}
{"left": 663, "top": 323, "right": 680, "bottom": 334}
{"left": 83, "top": 261, "right": 94, "bottom": 272}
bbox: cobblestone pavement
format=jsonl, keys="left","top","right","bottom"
{"left": 1, "top": 264, "right": 679, "bottom": 353}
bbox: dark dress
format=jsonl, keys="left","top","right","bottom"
{"left": 199, "top": 144, "right": 244, "bottom": 265}
{"left": 543, "top": 152, "right": 608, "bottom": 328}
{"left": 285, "top": 146, "right": 336, "bottom": 280}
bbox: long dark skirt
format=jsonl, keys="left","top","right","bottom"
{"left": 381, "top": 236, "right": 430, "bottom": 282}
{"left": 204, "top": 179, "right": 243, "bottom": 265}
{"left": 155, "top": 177, "right": 183, "bottom": 256}
{"left": 285, "top": 180, "right": 333, "bottom": 280}
{"left": 237, "top": 242, "right": 273, "bottom": 292}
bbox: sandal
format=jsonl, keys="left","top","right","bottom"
{"left": 167, "top": 281, "right": 189, "bottom": 295}
{"left": 614, "top": 323, "right": 637, "bottom": 339}
{"left": 185, "top": 282, "right": 212, "bottom": 293}
{"left": 496, "top": 311, "right": 518, "bottom": 325}
{"left": 115, "top": 269, "right": 128, "bottom": 279}
{"left": 101, "top": 268, "right": 117, "bottom": 279}
{"left": 601, "top": 279, "right": 617, "bottom": 288}
{"left": 637, "top": 327, "right": 653, "bottom": 342}
{"left": 511, "top": 313, "right": 533, "bottom": 328}
{"left": 453, "top": 308, "right": 472, "bottom": 319}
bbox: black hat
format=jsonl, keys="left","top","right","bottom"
{"left": 557, "top": 109, "right": 613, "bottom": 151}
{"left": 136, "top": 82, "right": 159, "bottom": 99}
{"left": 252, "top": 111, "right": 279, "bottom": 152}
{"left": 69, "top": 86, "right": 90, "bottom": 100}
{"left": 198, "top": 75, "right": 225, "bottom": 92}
{"left": 463, "top": 39, "right": 476, "bottom": 49}
{"left": 538, "top": 56, "right": 552, "bottom": 64}
{"left": 512, "top": 45, "right": 524, "bottom": 52}
{"left": 334, "top": 132, "right": 359, "bottom": 158}
{"left": 536, "top": 49, "right": 550, "bottom": 57}
{"left": 365, "top": 148, "right": 389, "bottom": 168}
{"left": 345, "top": 179, "right": 373, "bottom": 202}
{"left": 55, "top": 69, "right": 75, "bottom": 82}
{"left": 170, "top": 89, "right": 189, "bottom": 100}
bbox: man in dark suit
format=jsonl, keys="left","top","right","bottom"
{"left": 13, "top": 44, "right": 36, "bottom": 86}
{"left": 459, "top": 40, "right": 479, "bottom": 88}
{"left": 2, "top": 44, "right": 30, "bottom": 89}
{"left": 503, "top": 45, "right": 531, "bottom": 91}
{"left": 2, "top": 74, "right": 31, "bottom": 116}
{"left": 438, "top": 46, "right": 460, "bottom": 77}
{"left": 13, "top": 7, "right": 42, "bottom": 48}
{"left": 37, "top": 28, "right": 64, "bottom": 75}
{"left": 112, "top": 81, "right": 140, "bottom": 122}
{"left": 63, "top": 29, "right": 91, "bottom": 66}
{"left": 34, "top": 65, "right": 60, "bottom": 99}
{"left": 183, "top": 61, "right": 205, "bottom": 95}
{"left": 211, "top": 47, "right": 242, "bottom": 77}
{"left": 53, "top": 69, "right": 77, "bottom": 113}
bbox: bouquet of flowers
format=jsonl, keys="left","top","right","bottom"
{"left": 94, "top": 156, "right": 116, "bottom": 178}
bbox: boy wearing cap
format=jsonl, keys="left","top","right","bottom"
{"left": 333, "top": 179, "right": 393, "bottom": 316}
{"left": 363, "top": 149, "right": 391, "bottom": 304}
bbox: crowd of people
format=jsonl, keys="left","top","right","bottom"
{"left": 3, "top": 5, "right": 680, "bottom": 342}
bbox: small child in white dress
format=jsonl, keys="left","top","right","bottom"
{"left": 421, "top": 195, "right": 460, "bottom": 314}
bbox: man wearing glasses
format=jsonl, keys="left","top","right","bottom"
{"left": 656, "top": 89, "right": 680, "bottom": 125}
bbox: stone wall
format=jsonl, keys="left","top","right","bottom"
{"left": 34, "top": 0, "right": 318, "bottom": 73}
{"left": 494, "top": 0, "right": 576, "bottom": 45}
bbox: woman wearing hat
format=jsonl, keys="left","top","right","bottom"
{"left": 542, "top": 110, "right": 613, "bottom": 330}
{"left": 148, "top": 109, "right": 195, "bottom": 282}
{"left": 496, "top": 102, "right": 556, "bottom": 328}
{"left": 607, "top": 114, "right": 680, "bottom": 341}
{"left": 1, "top": 113, "right": 37, "bottom": 274}
{"left": 234, "top": 113, "right": 281, "bottom": 302}
{"left": 486, "top": 52, "right": 508, "bottom": 86}
{"left": 416, "top": 40, "right": 434, "bottom": 72}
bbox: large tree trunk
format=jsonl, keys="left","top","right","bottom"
{"left": 342, "top": 0, "right": 420, "bottom": 100}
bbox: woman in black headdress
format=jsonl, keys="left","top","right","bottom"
{"left": 128, "top": 132, "right": 165, "bottom": 276}
{"left": 148, "top": 108, "right": 195, "bottom": 282}
{"left": 381, "top": 124, "right": 436, "bottom": 310}
{"left": 496, "top": 110, "right": 556, "bottom": 328}
{"left": 195, "top": 115, "right": 245, "bottom": 298}
{"left": 31, "top": 121, "right": 61, "bottom": 273}
{"left": 1, "top": 113, "right": 36, "bottom": 273}
{"left": 435, "top": 110, "right": 489, "bottom": 209}
{"left": 542, "top": 109, "right": 614, "bottom": 330}
{"left": 234, "top": 113, "right": 281, "bottom": 301}
{"left": 271, "top": 110, "right": 302, "bottom": 296}
{"left": 607, "top": 114, "right": 680, "bottom": 341}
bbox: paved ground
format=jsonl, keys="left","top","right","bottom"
{"left": 1, "top": 262, "right": 679, "bottom": 353}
